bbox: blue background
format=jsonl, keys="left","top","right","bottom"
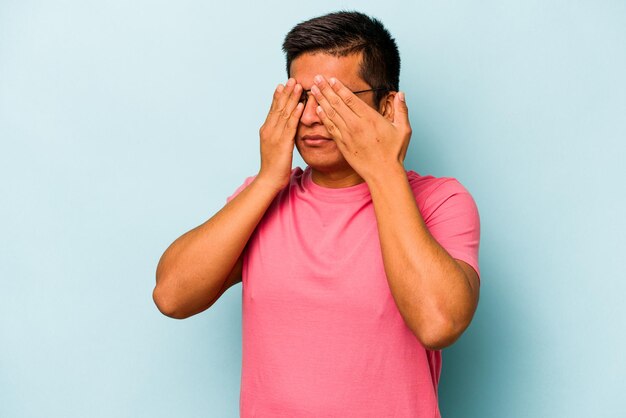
{"left": 1, "top": 1, "right": 624, "bottom": 417}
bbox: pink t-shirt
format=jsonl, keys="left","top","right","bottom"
{"left": 227, "top": 166, "right": 480, "bottom": 418}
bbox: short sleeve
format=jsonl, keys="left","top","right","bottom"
{"left": 422, "top": 179, "right": 481, "bottom": 281}
{"left": 226, "top": 175, "right": 257, "bottom": 203}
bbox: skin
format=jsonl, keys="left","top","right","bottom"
{"left": 153, "top": 51, "right": 480, "bottom": 350}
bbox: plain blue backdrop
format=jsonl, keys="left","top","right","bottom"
{"left": 1, "top": 1, "right": 624, "bottom": 417}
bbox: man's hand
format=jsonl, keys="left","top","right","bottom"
{"left": 258, "top": 78, "right": 304, "bottom": 192}
{"left": 310, "top": 75, "right": 412, "bottom": 182}
{"left": 153, "top": 80, "right": 305, "bottom": 319}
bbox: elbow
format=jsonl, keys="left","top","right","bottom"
{"left": 411, "top": 313, "right": 472, "bottom": 351}
{"left": 152, "top": 284, "right": 188, "bottom": 320}
{"left": 417, "top": 324, "right": 461, "bottom": 351}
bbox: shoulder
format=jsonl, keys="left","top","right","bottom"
{"left": 227, "top": 168, "right": 305, "bottom": 203}
{"left": 226, "top": 174, "right": 257, "bottom": 202}
{"left": 407, "top": 171, "right": 481, "bottom": 278}
{"left": 406, "top": 171, "right": 478, "bottom": 222}
{"left": 406, "top": 170, "right": 473, "bottom": 200}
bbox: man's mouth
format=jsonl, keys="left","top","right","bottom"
{"left": 301, "top": 135, "right": 333, "bottom": 145}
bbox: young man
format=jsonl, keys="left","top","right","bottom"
{"left": 154, "top": 11, "right": 480, "bottom": 417}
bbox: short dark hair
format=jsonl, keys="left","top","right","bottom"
{"left": 282, "top": 11, "right": 400, "bottom": 104}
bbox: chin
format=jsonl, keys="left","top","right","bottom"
{"left": 298, "top": 153, "right": 352, "bottom": 174}
{"left": 296, "top": 142, "right": 343, "bottom": 169}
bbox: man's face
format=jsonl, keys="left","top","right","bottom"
{"left": 290, "top": 52, "right": 379, "bottom": 176}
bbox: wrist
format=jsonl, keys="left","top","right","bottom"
{"left": 254, "top": 170, "right": 291, "bottom": 195}
{"left": 363, "top": 162, "right": 406, "bottom": 187}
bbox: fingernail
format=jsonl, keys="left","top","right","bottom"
{"left": 316, "top": 105, "right": 322, "bottom": 113}
{"left": 398, "top": 92, "right": 405, "bottom": 102}
{"left": 314, "top": 75, "right": 323, "bottom": 85}
{"left": 329, "top": 78, "right": 337, "bottom": 86}
{"left": 286, "top": 78, "right": 294, "bottom": 87}
{"left": 311, "top": 85, "right": 320, "bottom": 95}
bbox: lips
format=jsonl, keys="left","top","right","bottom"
{"left": 300, "top": 135, "right": 333, "bottom": 146}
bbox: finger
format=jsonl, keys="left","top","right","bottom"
{"left": 311, "top": 76, "right": 358, "bottom": 126}
{"left": 282, "top": 102, "right": 305, "bottom": 140}
{"left": 264, "top": 83, "right": 284, "bottom": 124}
{"left": 393, "top": 91, "right": 411, "bottom": 129}
{"left": 315, "top": 104, "right": 343, "bottom": 141}
{"left": 271, "top": 83, "right": 303, "bottom": 139}
{"left": 327, "top": 77, "right": 368, "bottom": 117}
{"left": 279, "top": 83, "right": 303, "bottom": 122}
{"left": 275, "top": 83, "right": 304, "bottom": 136}
{"left": 311, "top": 84, "right": 349, "bottom": 133}
{"left": 269, "top": 78, "right": 297, "bottom": 116}
{"left": 395, "top": 92, "right": 412, "bottom": 160}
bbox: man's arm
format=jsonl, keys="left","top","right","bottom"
{"left": 153, "top": 79, "right": 304, "bottom": 319}
{"left": 311, "top": 76, "right": 479, "bottom": 349}
{"left": 366, "top": 169, "right": 480, "bottom": 350}
{"left": 153, "top": 177, "right": 283, "bottom": 319}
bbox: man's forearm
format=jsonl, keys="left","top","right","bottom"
{"left": 366, "top": 165, "right": 477, "bottom": 349}
{"left": 153, "top": 176, "right": 280, "bottom": 318}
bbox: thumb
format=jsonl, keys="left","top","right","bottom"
{"left": 393, "top": 91, "right": 410, "bottom": 127}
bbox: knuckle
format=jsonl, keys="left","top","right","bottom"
{"left": 330, "top": 96, "right": 342, "bottom": 107}
{"left": 344, "top": 95, "right": 356, "bottom": 107}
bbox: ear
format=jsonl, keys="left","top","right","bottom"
{"left": 379, "top": 91, "right": 397, "bottom": 121}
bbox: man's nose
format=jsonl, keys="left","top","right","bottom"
{"left": 299, "top": 94, "right": 322, "bottom": 126}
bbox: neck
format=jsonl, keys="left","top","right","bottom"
{"left": 310, "top": 167, "right": 365, "bottom": 188}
